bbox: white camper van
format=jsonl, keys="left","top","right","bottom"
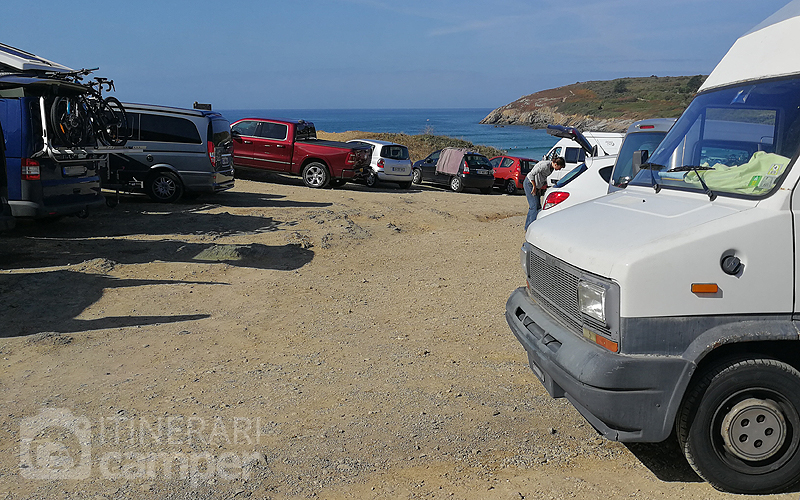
{"left": 506, "top": 2, "right": 800, "bottom": 494}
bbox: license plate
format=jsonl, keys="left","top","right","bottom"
{"left": 391, "top": 167, "right": 405, "bottom": 172}
{"left": 62, "top": 166, "right": 87, "bottom": 177}
{"left": 476, "top": 169, "right": 489, "bottom": 175}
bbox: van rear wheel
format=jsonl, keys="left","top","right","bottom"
{"left": 146, "top": 171, "right": 183, "bottom": 203}
{"left": 677, "top": 358, "right": 800, "bottom": 493}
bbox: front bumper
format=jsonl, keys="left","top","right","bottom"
{"left": 506, "top": 287, "right": 691, "bottom": 442}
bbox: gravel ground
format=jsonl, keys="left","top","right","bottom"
{"left": 0, "top": 173, "right": 796, "bottom": 499}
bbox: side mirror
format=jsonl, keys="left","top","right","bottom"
{"left": 631, "top": 150, "right": 649, "bottom": 177}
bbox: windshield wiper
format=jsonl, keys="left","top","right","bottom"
{"left": 640, "top": 162, "right": 666, "bottom": 193}
{"left": 667, "top": 165, "right": 717, "bottom": 201}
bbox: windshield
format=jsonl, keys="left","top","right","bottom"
{"left": 612, "top": 131, "right": 668, "bottom": 187}
{"left": 630, "top": 78, "right": 800, "bottom": 198}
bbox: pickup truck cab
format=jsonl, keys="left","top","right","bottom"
{"left": 506, "top": 3, "right": 800, "bottom": 493}
{"left": 230, "top": 118, "right": 370, "bottom": 188}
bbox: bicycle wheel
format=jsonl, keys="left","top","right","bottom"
{"left": 49, "top": 96, "right": 89, "bottom": 146}
{"left": 97, "top": 97, "right": 128, "bottom": 146}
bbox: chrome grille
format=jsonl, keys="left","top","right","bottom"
{"left": 527, "top": 247, "right": 612, "bottom": 338}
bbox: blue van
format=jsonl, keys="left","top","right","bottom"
{"left": 0, "top": 118, "right": 16, "bottom": 230}
{"left": 0, "top": 74, "right": 105, "bottom": 219}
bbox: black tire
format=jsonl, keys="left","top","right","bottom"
{"left": 302, "top": 162, "right": 330, "bottom": 188}
{"left": 49, "top": 96, "right": 89, "bottom": 146}
{"left": 98, "top": 97, "right": 128, "bottom": 147}
{"left": 146, "top": 171, "right": 183, "bottom": 203}
{"left": 330, "top": 179, "right": 347, "bottom": 188}
{"left": 411, "top": 168, "right": 422, "bottom": 185}
{"left": 505, "top": 180, "right": 518, "bottom": 195}
{"left": 677, "top": 358, "right": 800, "bottom": 493}
{"left": 365, "top": 172, "right": 378, "bottom": 188}
{"left": 450, "top": 176, "right": 464, "bottom": 192}
{"left": 398, "top": 181, "right": 412, "bottom": 189}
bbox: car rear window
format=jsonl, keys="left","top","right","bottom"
{"left": 209, "top": 117, "right": 231, "bottom": 147}
{"left": 465, "top": 155, "right": 491, "bottom": 167}
{"left": 380, "top": 145, "right": 409, "bottom": 160}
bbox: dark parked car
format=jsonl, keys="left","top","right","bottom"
{"left": 411, "top": 148, "right": 494, "bottom": 193}
{"left": 489, "top": 155, "right": 537, "bottom": 194}
{"left": 105, "top": 103, "right": 235, "bottom": 203}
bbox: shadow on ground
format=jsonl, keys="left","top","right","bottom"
{"left": 0, "top": 190, "right": 316, "bottom": 271}
{"left": 624, "top": 436, "right": 701, "bottom": 483}
{"left": 0, "top": 270, "right": 214, "bottom": 338}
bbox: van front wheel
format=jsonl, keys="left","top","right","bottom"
{"left": 146, "top": 171, "right": 183, "bottom": 203}
{"left": 677, "top": 358, "right": 800, "bottom": 493}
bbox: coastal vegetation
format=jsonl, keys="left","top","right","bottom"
{"left": 317, "top": 130, "right": 505, "bottom": 162}
{"left": 481, "top": 75, "right": 707, "bottom": 132}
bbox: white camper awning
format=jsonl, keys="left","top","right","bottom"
{"left": 0, "top": 43, "right": 73, "bottom": 73}
{"left": 700, "top": 1, "right": 800, "bottom": 92}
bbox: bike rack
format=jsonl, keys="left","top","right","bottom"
{"left": 32, "top": 96, "right": 145, "bottom": 207}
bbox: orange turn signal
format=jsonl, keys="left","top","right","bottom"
{"left": 692, "top": 283, "right": 719, "bottom": 294}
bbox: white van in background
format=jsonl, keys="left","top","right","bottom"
{"left": 543, "top": 126, "right": 624, "bottom": 184}
{"left": 537, "top": 118, "right": 676, "bottom": 219}
{"left": 507, "top": 0, "right": 800, "bottom": 493}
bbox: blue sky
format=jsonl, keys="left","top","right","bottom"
{"left": 1, "top": 0, "right": 791, "bottom": 109}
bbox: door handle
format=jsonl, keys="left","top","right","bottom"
{"left": 243, "top": 140, "right": 252, "bottom": 144}
{"left": 275, "top": 145, "right": 285, "bottom": 148}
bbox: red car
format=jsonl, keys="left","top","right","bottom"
{"left": 489, "top": 156, "right": 537, "bottom": 194}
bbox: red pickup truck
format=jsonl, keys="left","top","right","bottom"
{"left": 230, "top": 118, "right": 371, "bottom": 188}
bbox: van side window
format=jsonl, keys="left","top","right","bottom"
{"left": 140, "top": 114, "right": 202, "bottom": 144}
{"left": 564, "top": 147, "right": 585, "bottom": 164}
{"left": 257, "top": 122, "right": 288, "bottom": 141}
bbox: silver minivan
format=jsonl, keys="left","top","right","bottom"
{"left": 105, "top": 103, "right": 234, "bottom": 203}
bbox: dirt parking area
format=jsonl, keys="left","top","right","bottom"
{"left": 0, "top": 173, "right": 795, "bottom": 499}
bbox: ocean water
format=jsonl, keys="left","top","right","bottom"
{"left": 217, "top": 108, "right": 556, "bottom": 159}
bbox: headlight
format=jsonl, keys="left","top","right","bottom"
{"left": 520, "top": 244, "right": 529, "bottom": 277}
{"left": 578, "top": 280, "right": 606, "bottom": 324}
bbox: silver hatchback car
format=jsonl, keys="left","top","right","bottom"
{"left": 347, "top": 139, "right": 413, "bottom": 189}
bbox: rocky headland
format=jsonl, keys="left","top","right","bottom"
{"left": 481, "top": 75, "right": 706, "bottom": 133}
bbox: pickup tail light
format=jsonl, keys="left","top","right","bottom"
{"left": 346, "top": 152, "right": 357, "bottom": 165}
{"left": 207, "top": 141, "right": 216, "bottom": 168}
{"left": 21, "top": 158, "right": 40, "bottom": 180}
{"left": 543, "top": 191, "right": 569, "bottom": 210}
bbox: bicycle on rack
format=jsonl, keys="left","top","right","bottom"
{"left": 48, "top": 68, "right": 128, "bottom": 148}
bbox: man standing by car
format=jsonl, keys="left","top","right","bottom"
{"left": 523, "top": 156, "right": 565, "bottom": 230}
